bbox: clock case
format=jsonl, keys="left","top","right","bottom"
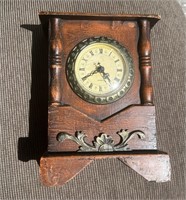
{"left": 39, "top": 12, "right": 171, "bottom": 186}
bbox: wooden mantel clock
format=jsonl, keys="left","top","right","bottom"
{"left": 39, "top": 12, "right": 171, "bottom": 186}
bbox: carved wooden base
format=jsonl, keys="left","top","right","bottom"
{"left": 40, "top": 151, "right": 171, "bottom": 186}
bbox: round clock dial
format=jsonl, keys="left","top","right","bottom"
{"left": 66, "top": 36, "right": 134, "bottom": 104}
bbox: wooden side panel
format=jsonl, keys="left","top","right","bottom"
{"left": 48, "top": 105, "right": 157, "bottom": 152}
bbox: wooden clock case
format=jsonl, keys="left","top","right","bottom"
{"left": 39, "top": 12, "right": 171, "bottom": 186}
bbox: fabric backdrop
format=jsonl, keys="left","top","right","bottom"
{"left": 0, "top": 0, "right": 185, "bottom": 199}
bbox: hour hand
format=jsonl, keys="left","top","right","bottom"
{"left": 103, "top": 72, "right": 111, "bottom": 83}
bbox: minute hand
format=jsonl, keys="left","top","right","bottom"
{"left": 82, "top": 69, "right": 98, "bottom": 81}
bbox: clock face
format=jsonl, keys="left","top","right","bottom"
{"left": 66, "top": 36, "right": 134, "bottom": 104}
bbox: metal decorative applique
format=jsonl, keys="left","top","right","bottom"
{"left": 57, "top": 129, "right": 145, "bottom": 152}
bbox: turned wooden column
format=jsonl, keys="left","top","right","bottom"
{"left": 48, "top": 18, "right": 63, "bottom": 105}
{"left": 138, "top": 20, "right": 153, "bottom": 105}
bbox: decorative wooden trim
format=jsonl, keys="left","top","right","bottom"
{"left": 57, "top": 130, "right": 145, "bottom": 152}
{"left": 48, "top": 18, "right": 63, "bottom": 105}
{"left": 138, "top": 20, "right": 153, "bottom": 105}
{"left": 39, "top": 12, "right": 161, "bottom": 29}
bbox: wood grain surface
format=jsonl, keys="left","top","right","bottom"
{"left": 48, "top": 105, "right": 157, "bottom": 152}
{"left": 40, "top": 151, "right": 170, "bottom": 186}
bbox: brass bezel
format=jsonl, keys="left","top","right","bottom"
{"left": 66, "top": 36, "right": 134, "bottom": 104}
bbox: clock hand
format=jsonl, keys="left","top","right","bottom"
{"left": 96, "top": 63, "right": 111, "bottom": 84}
{"left": 99, "top": 72, "right": 111, "bottom": 86}
{"left": 82, "top": 69, "right": 98, "bottom": 81}
{"left": 81, "top": 62, "right": 104, "bottom": 81}
{"left": 102, "top": 72, "right": 111, "bottom": 83}
{"left": 99, "top": 72, "right": 109, "bottom": 85}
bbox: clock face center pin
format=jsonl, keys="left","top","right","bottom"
{"left": 96, "top": 63, "right": 105, "bottom": 73}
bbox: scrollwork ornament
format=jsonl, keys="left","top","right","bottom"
{"left": 57, "top": 129, "right": 145, "bottom": 152}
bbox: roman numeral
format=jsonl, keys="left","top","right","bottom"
{"left": 82, "top": 58, "right": 88, "bottom": 62}
{"left": 89, "top": 51, "right": 94, "bottom": 56}
{"left": 108, "top": 51, "right": 112, "bottom": 56}
{"left": 99, "top": 86, "right": 102, "bottom": 92}
{"left": 117, "top": 69, "right": 122, "bottom": 72}
{"left": 114, "top": 59, "right": 120, "bottom": 63}
{"left": 99, "top": 49, "right": 103, "bottom": 54}
{"left": 79, "top": 68, "right": 85, "bottom": 71}
{"left": 89, "top": 83, "right": 93, "bottom": 89}
{"left": 114, "top": 77, "right": 120, "bottom": 82}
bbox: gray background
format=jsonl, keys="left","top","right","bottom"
{"left": 0, "top": 0, "right": 186, "bottom": 199}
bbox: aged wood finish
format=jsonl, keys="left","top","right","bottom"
{"left": 39, "top": 12, "right": 160, "bottom": 28}
{"left": 48, "top": 105, "right": 157, "bottom": 152}
{"left": 38, "top": 12, "right": 171, "bottom": 186}
{"left": 40, "top": 152, "right": 171, "bottom": 186}
{"left": 48, "top": 18, "right": 63, "bottom": 105}
{"left": 138, "top": 20, "right": 153, "bottom": 105}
